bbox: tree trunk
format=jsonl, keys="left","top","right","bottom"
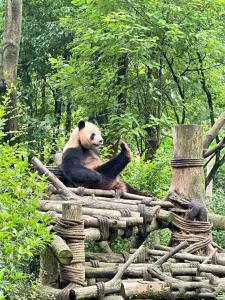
{"left": 168, "top": 125, "right": 210, "bottom": 254}
{"left": 40, "top": 246, "right": 59, "bottom": 288}
{"left": 170, "top": 125, "right": 205, "bottom": 203}
{"left": 65, "top": 99, "right": 72, "bottom": 135}
{"left": 0, "top": 0, "right": 22, "bottom": 140}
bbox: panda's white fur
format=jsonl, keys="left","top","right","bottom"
{"left": 64, "top": 122, "right": 103, "bottom": 151}
{"left": 63, "top": 122, "right": 103, "bottom": 170}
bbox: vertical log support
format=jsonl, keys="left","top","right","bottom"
{"left": 170, "top": 125, "right": 206, "bottom": 209}
{"left": 168, "top": 125, "right": 211, "bottom": 254}
{"left": 40, "top": 246, "right": 59, "bottom": 288}
{"left": 60, "top": 203, "right": 85, "bottom": 288}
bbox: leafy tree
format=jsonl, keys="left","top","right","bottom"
{"left": 17, "top": 0, "right": 74, "bottom": 159}
{"left": 50, "top": 0, "right": 225, "bottom": 160}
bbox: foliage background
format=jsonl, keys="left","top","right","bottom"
{"left": 0, "top": 0, "right": 225, "bottom": 298}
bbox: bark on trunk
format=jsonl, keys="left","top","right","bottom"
{"left": 0, "top": 0, "right": 22, "bottom": 139}
{"left": 40, "top": 246, "right": 59, "bottom": 287}
{"left": 168, "top": 125, "right": 210, "bottom": 254}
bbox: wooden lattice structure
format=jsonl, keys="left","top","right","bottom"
{"left": 32, "top": 125, "right": 225, "bottom": 300}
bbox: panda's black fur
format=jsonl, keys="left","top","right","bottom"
{"left": 61, "top": 120, "right": 149, "bottom": 195}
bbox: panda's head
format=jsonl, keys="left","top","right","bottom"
{"left": 78, "top": 120, "right": 103, "bottom": 149}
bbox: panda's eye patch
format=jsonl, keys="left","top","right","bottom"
{"left": 90, "top": 133, "right": 95, "bottom": 140}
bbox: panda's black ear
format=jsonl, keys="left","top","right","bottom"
{"left": 78, "top": 120, "right": 85, "bottom": 130}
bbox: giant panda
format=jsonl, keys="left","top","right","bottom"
{"left": 61, "top": 120, "right": 148, "bottom": 195}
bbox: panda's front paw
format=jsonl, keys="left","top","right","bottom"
{"left": 120, "top": 142, "right": 132, "bottom": 161}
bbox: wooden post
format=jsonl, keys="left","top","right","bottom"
{"left": 168, "top": 125, "right": 210, "bottom": 253}
{"left": 40, "top": 246, "right": 59, "bottom": 288}
{"left": 60, "top": 203, "right": 85, "bottom": 287}
{"left": 170, "top": 125, "right": 206, "bottom": 208}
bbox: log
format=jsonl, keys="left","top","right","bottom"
{"left": 39, "top": 200, "right": 173, "bottom": 223}
{"left": 52, "top": 193, "right": 174, "bottom": 209}
{"left": 84, "top": 261, "right": 225, "bottom": 277}
{"left": 51, "top": 234, "right": 73, "bottom": 265}
{"left": 146, "top": 242, "right": 189, "bottom": 283}
{"left": 85, "top": 266, "right": 195, "bottom": 278}
{"left": 168, "top": 125, "right": 210, "bottom": 253}
{"left": 34, "top": 279, "right": 216, "bottom": 300}
{"left": 154, "top": 240, "right": 188, "bottom": 267}
{"left": 33, "top": 285, "right": 60, "bottom": 299}
{"left": 40, "top": 246, "right": 59, "bottom": 287}
{"left": 86, "top": 252, "right": 125, "bottom": 263}
{"left": 39, "top": 200, "right": 139, "bottom": 217}
{"left": 121, "top": 281, "right": 216, "bottom": 299}
{"left": 85, "top": 228, "right": 123, "bottom": 242}
{"left": 41, "top": 201, "right": 224, "bottom": 231}
{"left": 99, "top": 241, "right": 113, "bottom": 253}
{"left": 203, "top": 110, "right": 225, "bottom": 150}
{"left": 103, "top": 296, "right": 124, "bottom": 300}
{"left": 134, "top": 249, "right": 206, "bottom": 263}
{"left": 169, "top": 125, "right": 207, "bottom": 213}
{"left": 69, "top": 187, "right": 153, "bottom": 201}
{"left": 85, "top": 262, "right": 192, "bottom": 269}
{"left": 85, "top": 249, "right": 208, "bottom": 264}
{"left": 31, "top": 157, "right": 79, "bottom": 200}
{"left": 121, "top": 281, "right": 170, "bottom": 299}
{"left": 40, "top": 211, "right": 127, "bottom": 228}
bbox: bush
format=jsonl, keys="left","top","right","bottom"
{"left": 208, "top": 191, "right": 225, "bottom": 249}
{"left": 122, "top": 138, "right": 172, "bottom": 197}
{"left": 0, "top": 106, "right": 51, "bottom": 299}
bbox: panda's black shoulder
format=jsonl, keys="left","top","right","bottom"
{"left": 62, "top": 147, "right": 84, "bottom": 163}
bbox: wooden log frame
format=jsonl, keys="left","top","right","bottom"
{"left": 30, "top": 148, "right": 225, "bottom": 299}
{"left": 39, "top": 210, "right": 139, "bottom": 228}
{"left": 38, "top": 200, "right": 173, "bottom": 228}
{"left": 85, "top": 249, "right": 207, "bottom": 264}
{"left": 41, "top": 198, "right": 225, "bottom": 232}
{"left": 39, "top": 198, "right": 170, "bottom": 217}
{"left": 34, "top": 157, "right": 225, "bottom": 232}
{"left": 49, "top": 192, "right": 174, "bottom": 209}
{"left": 84, "top": 262, "right": 225, "bottom": 278}
{"left": 34, "top": 280, "right": 216, "bottom": 299}
{"left": 69, "top": 232, "right": 157, "bottom": 299}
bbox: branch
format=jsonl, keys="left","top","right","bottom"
{"left": 197, "top": 52, "right": 215, "bottom": 127}
{"left": 203, "top": 110, "right": 225, "bottom": 150}
{"left": 206, "top": 152, "right": 225, "bottom": 186}
{"left": 180, "top": 63, "right": 223, "bottom": 76}
{"left": 163, "top": 53, "right": 186, "bottom": 124}
{"left": 203, "top": 136, "right": 225, "bottom": 158}
{"left": 165, "top": 92, "right": 180, "bottom": 124}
